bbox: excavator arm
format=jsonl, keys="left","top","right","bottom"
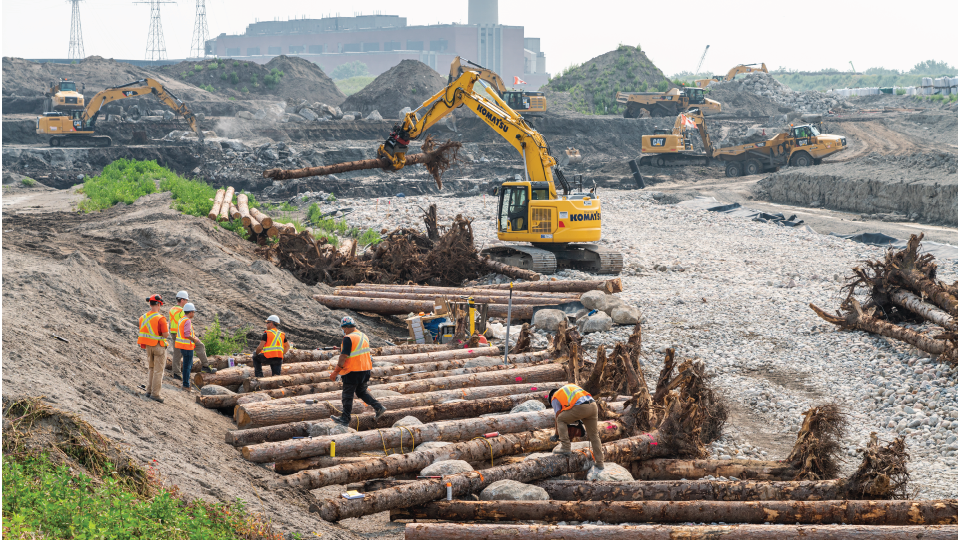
{"left": 378, "top": 71, "right": 558, "bottom": 198}
{"left": 449, "top": 56, "right": 508, "bottom": 95}
{"left": 82, "top": 78, "right": 203, "bottom": 141}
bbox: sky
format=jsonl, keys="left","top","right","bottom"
{"left": 3, "top": 0, "right": 958, "bottom": 75}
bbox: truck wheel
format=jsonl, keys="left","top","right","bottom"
{"left": 791, "top": 152, "right": 812, "bottom": 167}
{"left": 744, "top": 159, "right": 762, "bottom": 176}
{"left": 725, "top": 162, "right": 742, "bottom": 178}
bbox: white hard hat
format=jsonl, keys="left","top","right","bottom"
{"left": 266, "top": 315, "right": 280, "bottom": 324}
{"left": 183, "top": 303, "right": 196, "bottom": 312}
{"left": 176, "top": 291, "right": 190, "bottom": 300}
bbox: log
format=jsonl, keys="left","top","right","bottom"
{"left": 338, "top": 285, "right": 578, "bottom": 299}
{"left": 272, "top": 422, "right": 623, "bottom": 489}
{"left": 234, "top": 382, "right": 563, "bottom": 428}
{"left": 536, "top": 479, "right": 859, "bottom": 501}
{"left": 237, "top": 193, "right": 252, "bottom": 226}
{"left": 391, "top": 499, "right": 959, "bottom": 526}
{"left": 263, "top": 142, "right": 459, "bottom": 181}
{"left": 242, "top": 391, "right": 546, "bottom": 449}
{"left": 275, "top": 222, "right": 296, "bottom": 234}
{"left": 403, "top": 524, "right": 960, "bottom": 540}
{"left": 892, "top": 235, "right": 958, "bottom": 316}
{"left": 275, "top": 456, "right": 373, "bottom": 471}
{"left": 477, "top": 278, "right": 622, "bottom": 294}
{"left": 334, "top": 346, "right": 506, "bottom": 367}
{"left": 229, "top": 203, "right": 241, "bottom": 220}
{"left": 374, "top": 360, "right": 549, "bottom": 385}
{"left": 249, "top": 207, "right": 273, "bottom": 228}
{"left": 314, "top": 295, "right": 540, "bottom": 319}
{"left": 629, "top": 459, "right": 799, "bottom": 481}
{"left": 478, "top": 257, "right": 540, "bottom": 282}
{"left": 889, "top": 289, "right": 958, "bottom": 332}
{"left": 208, "top": 188, "right": 226, "bottom": 220}
{"left": 218, "top": 186, "right": 235, "bottom": 221}
{"left": 266, "top": 226, "right": 279, "bottom": 237}
{"left": 330, "top": 291, "right": 578, "bottom": 305}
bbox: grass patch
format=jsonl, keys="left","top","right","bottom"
{"left": 335, "top": 75, "right": 375, "bottom": 96}
{"left": 201, "top": 314, "right": 250, "bottom": 356}
{"left": 76, "top": 159, "right": 169, "bottom": 212}
{"left": 20, "top": 177, "right": 37, "bottom": 187}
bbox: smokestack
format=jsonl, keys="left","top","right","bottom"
{"left": 468, "top": 0, "right": 498, "bottom": 25}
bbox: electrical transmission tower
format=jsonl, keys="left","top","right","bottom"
{"left": 190, "top": 0, "right": 209, "bottom": 58}
{"left": 136, "top": 0, "right": 176, "bottom": 61}
{"left": 68, "top": 0, "right": 85, "bottom": 60}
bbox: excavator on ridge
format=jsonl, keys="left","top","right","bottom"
{"left": 36, "top": 77, "right": 203, "bottom": 147}
{"left": 449, "top": 57, "right": 547, "bottom": 117}
{"left": 378, "top": 70, "right": 622, "bottom": 274}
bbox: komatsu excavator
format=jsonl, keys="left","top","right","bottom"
{"left": 36, "top": 77, "right": 202, "bottom": 147}
{"left": 449, "top": 57, "right": 546, "bottom": 117}
{"left": 378, "top": 71, "right": 622, "bottom": 274}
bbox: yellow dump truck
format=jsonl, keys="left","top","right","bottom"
{"left": 616, "top": 87, "right": 722, "bottom": 118}
{"left": 44, "top": 78, "right": 85, "bottom": 112}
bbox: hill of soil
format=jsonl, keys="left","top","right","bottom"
{"left": 153, "top": 55, "right": 345, "bottom": 106}
{"left": 542, "top": 45, "right": 674, "bottom": 115}
{"left": 340, "top": 59, "right": 445, "bottom": 118}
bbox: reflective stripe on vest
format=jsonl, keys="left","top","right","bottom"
{"left": 168, "top": 306, "right": 184, "bottom": 337}
{"left": 341, "top": 331, "right": 372, "bottom": 375}
{"left": 137, "top": 312, "right": 166, "bottom": 347}
{"left": 263, "top": 328, "right": 285, "bottom": 358}
{"left": 553, "top": 383, "right": 590, "bottom": 413}
{"left": 175, "top": 317, "right": 195, "bottom": 350}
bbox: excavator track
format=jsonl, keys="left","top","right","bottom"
{"left": 482, "top": 244, "right": 623, "bottom": 275}
{"left": 480, "top": 245, "right": 557, "bottom": 274}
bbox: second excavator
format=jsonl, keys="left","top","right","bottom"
{"left": 378, "top": 71, "right": 621, "bottom": 274}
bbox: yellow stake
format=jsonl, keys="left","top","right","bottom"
{"left": 330, "top": 441, "right": 336, "bottom": 457}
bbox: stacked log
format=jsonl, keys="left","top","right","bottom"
{"left": 208, "top": 188, "right": 227, "bottom": 220}
{"left": 314, "top": 295, "right": 541, "bottom": 319}
{"left": 475, "top": 278, "right": 623, "bottom": 294}
{"left": 218, "top": 187, "right": 235, "bottom": 221}
{"left": 249, "top": 207, "right": 273, "bottom": 228}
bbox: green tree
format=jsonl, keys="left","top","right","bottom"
{"left": 909, "top": 60, "right": 957, "bottom": 76}
{"left": 331, "top": 61, "right": 370, "bottom": 80}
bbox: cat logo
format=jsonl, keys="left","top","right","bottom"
{"left": 651, "top": 137, "right": 666, "bottom": 147}
{"left": 797, "top": 139, "right": 808, "bottom": 146}
{"left": 756, "top": 142, "right": 766, "bottom": 147}
{"left": 122, "top": 91, "right": 137, "bottom": 97}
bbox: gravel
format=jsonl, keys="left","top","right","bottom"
{"left": 333, "top": 189, "right": 958, "bottom": 498}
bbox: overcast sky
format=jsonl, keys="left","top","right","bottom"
{"left": 4, "top": 0, "right": 957, "bottom": 75}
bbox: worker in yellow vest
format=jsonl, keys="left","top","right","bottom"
{"left": 549, "top": 383, "right": 604, "bottom": 469}
{"left": 330, "top": 316, "right": 387, "bottom": 426}
{"left": 253, "top": 315, "right": 290, "bottom": 378}
{"left": 138, "top": 294, "right": 171, "bottom": 403}
{"left": 169, "top": 291, "right": 213, "bottom": 380}
{"left": 174, "top": 303, "right": 202, "bottom": 392}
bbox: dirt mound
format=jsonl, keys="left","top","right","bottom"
{"left": 705, "top": 84, "right": 785, "bottom": 117}
{"left": 542, "top": 45, "right": 673, "bottom": 116}
{"left": 709, "top": 72, "right": 838, "bottom": 116}
{"left": 340, "top": 59, "right": 445, "bottom": 118}
{"left": 153, "top": 55, "right": 344, "bottom": 106}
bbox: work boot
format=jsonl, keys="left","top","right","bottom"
{"left": 173, "top": 374, "right": 182, "bottom": 381}
{"left": 552, "top": 446, "right": 572, "bottom": 455}
{"left": 202, "top": 367, "right": 216, "bottom": 374}
{"left": 149, "top": 395, "right": 165, "bottom": 404}
{"left": 330, "top": 415, "right": 350, "bottom": 426}
{"left": 374, "top": 406, "right": 387, "bottom": 419}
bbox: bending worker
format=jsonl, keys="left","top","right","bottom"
{"left": 138, "top": 294, "right": 171, "bottom": 403}
{"left": 329, "top": 317, "right": 386, "bottom": 426}
{"left": 253, "top": 315, "right": 290, "bottom": 378}
{"left": 549, "top": 383, "right": 604, "bottom": 469}
{"left": 168, "top": 291, "right": 212, "bottom": 379}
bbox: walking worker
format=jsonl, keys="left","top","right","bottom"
{"left": 329, "top": 316, "right": 386, "bottom": 426}
{"left": 174, "top": 303, "right": 202, "bottom": 392}
{"left": 549, "top": 383, "right": 604, "bottom": 469}
{"left": 138, "top": 294, "right": 171, "bottom": 403}
{"left": 253, "top": 315, "right": 289, "bottom": 378}
{"left": 168, "top": 291, "right": 213, "bottom": 379}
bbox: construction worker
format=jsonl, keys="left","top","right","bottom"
{"left": 174, "top": 303, "right": 202, "bottom": 392}
{"left": 253, "top": 315, "right": 289, "bottom": 378}
{"left": 549, "top": 383, "right": 604, "bottom": 469}
{"left": 329, "top": 316, "right": 386, "bottom": 426}
{"left": 138, "top": 294, "right": 171, "bottom": 403}
{"left": 168, "top": 291, "right": 212, "bottom": 379}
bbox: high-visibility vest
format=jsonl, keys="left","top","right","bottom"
{"left": 168, "top": 306, "right": 184, "bottom": 338}
{"left": 137, "top": 311, "right": 167, "bottom": 347}
{"left": 175, "top": 317, "right": 195, "bottom": 350}
{"left": 262, "top": 328, "right": 286, "bottom": 359}
{"left": 341, "top": 331, "right": 372, "bottom": 375}
{"left": 552, "top": 384, "right": 591, "bottom": 413}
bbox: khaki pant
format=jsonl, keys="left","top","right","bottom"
{"left": 556, "top": 401, "right": 604, "bottom": 468}
{"left": 172, "top": 341, "right": 208, "bottom": 377}
{"left": 145, "top": 345, "right": 167, "bottom": 397}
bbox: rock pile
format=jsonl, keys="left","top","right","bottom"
{"left": 710, "top": 72, "right": 842, "bottom": 116}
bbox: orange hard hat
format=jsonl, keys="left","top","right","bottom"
{"left": 418, "top": 312, "right": 425, "bottom": 316}
{"left": 147, "top": 294, "right": 164, "bottom": 305}
{"left": 477, "top": 335, "right": 489, "bottom": 344}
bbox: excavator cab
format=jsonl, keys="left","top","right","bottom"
{"left": 498, "top": 184, "right": 529, "bottom": 232}
{"left": 685, "top": 88, "right": 706, "bottom": 104}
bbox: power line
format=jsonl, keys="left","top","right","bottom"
{"left": 135, "top": 0, "right": 176, "bottom": 61}
{"left": 190, "top": 0, "right": 209, "bottom": 59}
{"left": 68, "top": 0, "right": 85, "bottom": 60}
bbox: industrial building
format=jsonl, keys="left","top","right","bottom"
{"left": 204, "top": 0, "right": 549, "bottom": 89}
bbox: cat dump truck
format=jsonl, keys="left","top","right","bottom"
{"left": 44, "top": 78, "right": 85, "bottom": 112}
{"left": 616, "top": 86, "right": 721, "bottom": 118}
{"left": 715, "top": 123, "right": 847, "bottom": 177}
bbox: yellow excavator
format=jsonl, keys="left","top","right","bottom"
{"left": 636, "top": 109, "right": 714, "bottom": 167}
{"left": 36, "top": 77, "right": 202, "bottom": 147}
{"left": 44, "top": 78, "right": 85, "bottom": 112}
{"left": 378, "top": 71, "right": 621, "bottom": 274}
{"left": 449, "top": 57, "right": 546, "bottom": 117}
{"left": 695, "top": 63, "right": 768, "bottom": 88}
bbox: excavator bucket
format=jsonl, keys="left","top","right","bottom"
{"left": 557, "top": 148, "right": 583, "bottom": 168}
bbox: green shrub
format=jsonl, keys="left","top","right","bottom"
{"left": 640, "top": 81, "right": 648, "bottom": 92}
{"left": 331, "top": 60, "right": 369, "bottom": 80}
{"left": 230, "top": 71, "right": 240, "bottom": 84}
{"left": 233, "top": 60, "right": 240, "bottom": 67}
{"left": 327, "top": 193, "right": 337, "bottom": 202}
{"left": 20, "top": 177, "right": 37, "bottom": 187}
{"left": 206, "top": 63, "right": 216, "bottom": 70}
{"left": 250, "top": 73, "right": 258, "bottom": 84}
{"left": 201, "top": 314, "right": 249, "bottom": 356}
{"left": 241, "top": 86, "right": 250, "bottom": 93}
{"left": 357, "top": 228, "right": 381, "bottom": 246}
{"left": 263, "top": 68, "right": 285, "bottom": 89}
{"left": 194, "top": 64, "right": 203, "bottom": 72}
{"left": 76, "top": 159, "right": 166, "bottom": 212}
{"left": 220, "top": 71, "right": 229, "bottom": 81}
{"left": 657, "top": 80, "right": 669, "bottom": 92}
{"left": 307, "top": 202, "right": 322, "bottom": 223}
{"left": 895, "top": 88, "right": 907, "bottom": 95}
{"left": 181, "top": 70, "right": 188, "bottom": 79}
{"left": 335, "top": 75, "right": 375, "bottom": 96}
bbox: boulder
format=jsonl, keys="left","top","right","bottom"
{"left": 510, "top": 400, "right": 546, "bottom": 414}
{"left": 162, "top": 110, "right": 175, "bottom": 120}
{"left": 532, "top": 309, "right": 566, "bottom": 332}
{"left": 365, "top": 110, "right": 384, "bottom": 122}
{"left": 480, "top": 479, "right": 550, "bottom": 501}
{"left": 580, "top": 290, "right": 607, "bottom": 311}
{"left": 393, "top": 416, "right": 423, "bottom": 427}
{"left": 341, "top": 115, "right": 356, "bottom": 122}
{"left": 200, "top": 384, "right": 234, "bottom": 396}
{"left": 220, "top": 139, "right": 249, "bottom": 153}
{"left": 600, "top": 295, "right": 624, "bottom": 315}
{"left": 420, "top": 459, "right": 474, "bottom": 476}
{"left": 586, "top": 462, "right": 634, "bottom": 481}
{"left": 237, "top": 111, "right": 255, "bottom": 120}
{"left": 414, "top": 441, "right": 451, "bottom": 452}
{"left": 283, "top": 113, "right": 305, "bottom": 123}
{"left": 308, "top": 422, "right": 356, "bottom": 437}
{"left": 235, "top": 393, "right": 271, "bottom": 406}
{"left": 399, "top": 106, "right": 412, "bottom": 118}
{"left": 299, "top": 108, "right": 318, "bottom": 122}
{"left": 611, "top": 305, "right": 642, "bottom": 325}
{"left": 577, "top": 312, "right": 613, "bottom": 334}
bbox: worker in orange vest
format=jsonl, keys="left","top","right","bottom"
{"left": 253, "top": 315, "right": 290, "bottom": 378}
{"left": 548, "top": 383, "right": 604, "bottom": 469}
{"left": 330, "top": 316, "right": 386, "bottom": 426}
{"left": 174, "top": 303, "right": 202, "bottom": 392}
{"left": 138, "top": 294, "right": 171, "bottom": 403}
{"left": 169, "top": 291, "right": 213, "bottom": 380}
